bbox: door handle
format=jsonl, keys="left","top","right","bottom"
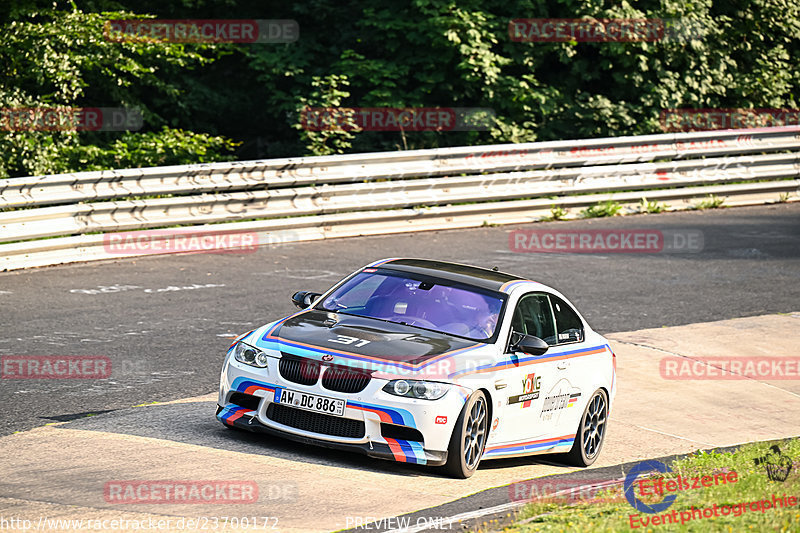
{"left": 557, "top": 361, "right": 569, "bottom": 370}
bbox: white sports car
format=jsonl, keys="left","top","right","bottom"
{"left": 217, "top": 258, "right": 616, "bottom": 478}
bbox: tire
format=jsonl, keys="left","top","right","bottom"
{"left": 564, "top": 388, "right": 608, "bottom": 467}
{"left": 443, "top": 390, "right": 489, "bottom": 478}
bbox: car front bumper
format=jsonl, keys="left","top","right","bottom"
{"left": 216, "top": 404, "right": 448, "bottom": 466}
{"left": 217, "top": 353, "right": 471, "bottom": 467}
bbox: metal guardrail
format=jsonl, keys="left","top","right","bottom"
{"left": 2, "top": 126, "right": 799, "bottom": 209}
{"left": 1, "top": 126, "right": 799, "bottom": 270}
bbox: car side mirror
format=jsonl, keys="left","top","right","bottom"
{"left": 515, "top": 334, "right": 549, "bottom": 356}
{"left": 291, "top": 291, "right": 321, "bottom": 309}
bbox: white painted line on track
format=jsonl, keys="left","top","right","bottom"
{"left": 384, "top": 501, "right": 525, "bottom": 533}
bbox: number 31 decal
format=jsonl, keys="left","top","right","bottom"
{"left": 328, "top": 334, "right": 371, "bottom": 347}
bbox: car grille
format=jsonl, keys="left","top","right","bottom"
{"left": 279, "top": 355, "right": 320, "bottom": 385}
{"left": 266, "top": 403, "right": 365, "bottom": 438}
{"left": 322, "top": 366, "right": 371, "bottom": 393}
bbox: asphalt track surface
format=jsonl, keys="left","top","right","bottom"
{"left": 3, "top": 311, "right": 798, "bottom": 532}
{"left": 0, "top": 202, "right": 798, "bottom": 439}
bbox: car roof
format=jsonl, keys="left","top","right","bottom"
{"left": 373, "top": 258, "right": 527, "bottom": 292}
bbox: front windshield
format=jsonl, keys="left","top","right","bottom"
{"left": 318, "top": 270, "right": 505, "bottom": 341}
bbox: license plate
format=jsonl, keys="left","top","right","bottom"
{"left": 274, "top": 388, "right": 345, "bottom": 417}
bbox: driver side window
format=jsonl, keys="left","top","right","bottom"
{"left": 510, "top": 293, "right": 557, "bottom": 346}
{"left": 550, "top": 295, "right": 585, "bottom": 344}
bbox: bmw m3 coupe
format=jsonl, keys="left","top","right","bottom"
{"left": 217, "top": 258, "right": 616, "bottom": 478}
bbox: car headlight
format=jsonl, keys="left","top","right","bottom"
{"left": 383, "top": 380, "right": 449, "bottom": 400}
{"left": 232, "top": 341, "right": 269, "bottom": 369}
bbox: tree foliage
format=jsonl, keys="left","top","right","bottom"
{"left": 0, "top": 0, "right": 797, "bottom": 177}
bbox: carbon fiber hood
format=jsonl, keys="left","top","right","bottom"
{"left": 272, "top": 310, "right": 479, "bottom": 366}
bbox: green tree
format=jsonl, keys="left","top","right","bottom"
{"left": 0, "top": 7, "right": 237, "bottom": 177}
{"left": 1, "top": 0, "right": 797, "bottom": 176}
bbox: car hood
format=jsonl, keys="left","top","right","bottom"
{"left": 259, "top": 310, "right": 483, "bottom": 372}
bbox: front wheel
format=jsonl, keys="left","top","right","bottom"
{"left": 564, "top": 388, "right": 608, "bottom": 467}
{"left": 443, "top": 390, "right": 488, "bottom": 478}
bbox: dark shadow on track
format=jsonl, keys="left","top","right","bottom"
{"left": 61, "top": 400, "right": 452, "bottom": 478}
{"left": 61, "top": 400, "right": 573, "bottom": 479}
